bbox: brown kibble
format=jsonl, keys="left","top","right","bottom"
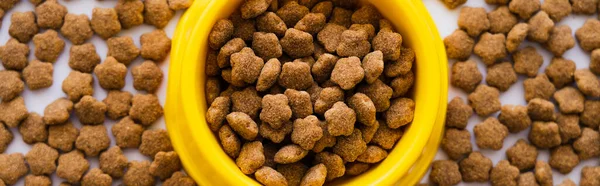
{"left": 545, "top": 58, "right": 576, "bottom": 88}
{"left": 333, "top": 129, "right": 367, "bottom": 162}
{"left": 371, "top": 120, "right": 403, "bottom": 149}
{"left": 317, "top": 23, "right": 345, "bottom": 53}
{"left": 330, "top": 7, "right": 353, "bottom": 28}
{"left": 468, "top": 85, "right": 501, "bottom": 116}
{"left": 22, "top": 60, "right": 53, "bottom": 90}
{"left": 9, "top": 11, "right": 39, "bottom": 43}
{"left": 506, "top": 23, "right": 529, "bottom": 53}
{"left": 57, "top": 150, "right": 89, "bottom": 184}
{"left": 559, "top": 179, "right": 576, "bottom": 186}
{"left": 446, "top": 97, "right": 473, "bottom": 129}
{"left": 356, "top": 145, "right": 387, "bottom": 163}
{"left": 509, "top": 0, "right": 541, "bottom": 19}
{"left": 19, "top": 113, "right": 47, "bottom": 144}
{"left": 278, "top": 60, "right": 313, "bottom": 90}
{"left": 74, "top": 96, "right": 107, "bottom": 125}
{"left": 112, "top": 117, "right": 143, "bottom": 149}
{"left": 575, "top": 19, "right": 600, "bottom": 51}
{"left": 517, "top": 172, "right": 538, "bottom": 186}
{"left": 534, "top": 161, "right": 553, "bottom": 186}
{"left": 206, "top": 97, "right": 231, "bottom": 132}
{"left": 141, "top": 30, "right": 172, "bottom": 61}
{"left": 300, "top": 164, "right": 327, "bottom": 185}
{"left": 257, "top": 12, "right": 287, "bottom": 37}
{"left": 61, "top": 14, "right": 93, "bottom": 45}
{"left": 458, "top": 7, "right": 490, "bottom": 37}
{"left": 549, "top": 145, "right": 579, "bottom": 173}
{"left": 132, "top": 61, "right": 163, "bottom": 93}
{"left": 274, "top": 144, "right": 308, "bottom": 164}
{"left": 311, "top": 1, "right": 333, "bottom": 17}
{"left": 205, "top": 49, "right": 220, "bottom": 76}
{"left": 0, "top": 70, "right": 23, "bottom": 101}
{"left": 527, "top": 11, "right": 555, "bottom": 43}
{"left": 444, "top": 29, "right": 474, "bottom": 60}
{"left": 76, "top": 125, "right": 110, "bottom": 157}
{"left": 442, "top": 0, "right": 467, "bottom": 9}
{"left": 331, "top": 57, "right": 364, "bottom": 90}
{"left": 260, "top": 94, "right": 292, "bottom": 128}
{"left": 524, "top": 74, "right": 556, "bottom": 101}
{"left": 359, "top": 79, "right": 394, "bottom": 112}
{"left": 527, "top": 98, "right": 556, "bottom": 121}
{"left": 294, "top": 13, "right": 326, "bottom": 35}
{"left": 486, "top": 62, "right": 517, "bottom": 91}
{"left": 62, "top": 71, "right": 93, "bottom": 102}
{"left": 26, "top": 143, "right": 58, "bottom": 175}
{"left": 237, "top": 141, "right": 265, "bottom": 174}
{"left": 545, "top": 26, "right": 575, "bottom": 56}
{"left": 488, "top": 6, "right": 518, "bottom": 34}
{"left": 277, "top": 163, "right": 307, "bottom": 186}
{"left": 284, "top": 89, "right": 312, "bottom": 119}
{"left": 541, "top": 0, "right": 572, "bottom": 22}
{"left": 514, "top": 47, "right": 543, "bottom": 77}
{"left": 386, "top": 48, "right": 414, "bottom": 78}
{"left": 351, "top": 4, "right": 380, "bottom": 28}
{"left": 24, "top": 175, "right": 52, "bottom": 186}
{"left": 581, "top": 166, "right": 600, "bottom": 186}
{"left": 556, "top": 114, "right": 582, "bottom": 143}
{"left": 385, "top": 98, "right": 415, "bottom": 129}
{"left": 490, "top": 160, "right": 519, "bottom": 186}
{"left": 573, "top": 128, "right": 600, "bottom": 160}
{"left": 372, "top": 30, "right": 402, "bottom": 61}
{"left": 591, "top": 49, "right": 600, "bottom": 74}
{"left": 336, "top": 30, "right": 370, "bottom": 58}
{"left": 314, "top": 152, "right": 344, "bottom": 181}
{"left": 150, "top": 151, "right": 181, "bottom": 180}
{"left": 231, "top": 48, "right": 264, "bottom": 85}
{"left": 554, "top": 87, "right": 584, "bottom": 114}
{"left": 81, "top": 168, "right": 112, "bottom": 186}
{"left": 123, "top": 161, "right": 155, "bottom": 186}
{"left": 0, "top": 153, "right": 28, "bottom": 185}
{"left": 0, "top": 96, "right": 28, "bottom": 128}
{"left": 0, "top": 124, "right": 11, "bottom": 153}
{"left": 130, "top": 94, "right": 164, "bottom": 125}
{"left": 206, "top": 77, "right": 221, "bottom": 105}
{"left": 348, "top": 93, "right": 376, "bottom": 126}
{"left": 115, "top": 0, "right": 144, "bottom": 29}
{"left": 474, "top": 32, "right": 506, "bottom": 65}
{"left": 252, "top": 32, "right": 283, "bottom": 60}
{"left": 277, "top": 1, "right": 309, "bottom": 27}
{"left": 280, "top": 28, "right": 314, "bottom": 58}
{"left": 0, "top": 0, "right": 18, "bottom": 10}
{"left": 240, "top": 0, "right": 271, "bottom": 19}
{"left": 168, "top": 0, "right": 192, "bottom": 10}
{"left": 139, "top": 129, "right": 174, "bottom": 157}
{"left": 529, "top": 121, "right": 562, "bottom": 148}
{"left": 575, "top": 69, "right": 600, "bottom": 97}
{"left": 227, "top": 112, "right": 259, "bottom": 140}
{"left": 255, "top": 166, "right": 288, "bottom": 186}
{"left": 459, "top": 152, "right": 492, "bottom": 182}
{"left": 91, "top": 8, "right": 121, "bottom": 39}
{"left": 311, "top": 53, "right": 338, "bottom": 83}
{"left": 0, "top": 39, "right": 29, "bottom": 70}
{"left": 103, "top": 91, "right": 132, "bottom": 120}
{"left": 430, "top": 160, "right": 462, "bottom": 186}
{"left": 209, "top": 19, "right": 234, "bottom": 50}
{"left": 144, "top": 0, "right": 174, "bottom": 28}
{"left": 345, "top": 162, "right": 369, "bottom": 176}
{"left": 231, "top": 12, "right": 256, "bottom": 42}
{"left": 324, "top": 102, "right": 355, "bottom": 136}
{"left": 43, "top": 98, "right": 73, "bottom": 125}
{"left": 48, "top": 122, "right": 79, "bottom": 151}
{"left": 506, "top": 139, "right": 538, "bottom": 171}
{"left": 99, "top": 146, "right": 128, "bottom": 178}
{"left": 441, "top": 128, "right": 472, "bottom": 160}
{"left": 572, "top": 0, "right": 598, "bottom": 14}
{"left": 231, "top": 87, "right": 262, "bottom": 118}
{"left": 499, "top": 105, "right": 531, "bottom": 133}
{"left": 256, "top": 59, "right": 281, "bottom": 91}
{"left": 95, "top": 57, "right": 127, "bottom": 90}
{"left": 313, "top": 120, "right": 337, "bottom": 153}
{"left": 107, "top": 36, "right": 140, "bottom": 65}
{"left": 163, "top": 172, "right": 197, "bottom": 186}
{"left": 35, "top": 0, "right": 67, "bottom": 29}
{"left": 219, "top": 125, "right": 242, "bottom": 157}
{"left": 474, "top": 117, "right": 508, "bottom": 150}
{"left": 69, "top": 44, "right": 101, "bottom": 73}
{"left": 33, "top": 30, "right": 65, "bottom": 63}
{"left": 292, "top": 115, "right": 323, "bottom": 150}
{"left": 582, "top": 100, "right": 600, "bottom": 128}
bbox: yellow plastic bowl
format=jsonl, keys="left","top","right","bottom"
{"left": 166, "top": 0, "right": 448, "bottom": 185}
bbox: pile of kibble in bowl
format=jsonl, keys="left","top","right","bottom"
{"left": 0, "top": 0, "right": 197, "bottom": 185}
{"left": 204, "top": 0, "right": 416, "bottom": 185}
{"left": 427, "top": 0, "right": 600, "bottom": 185}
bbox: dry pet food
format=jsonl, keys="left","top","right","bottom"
{"left": 459, "top": 152, "right": 492, "bottom": 182}
{"left": 56, "top": 150, "right": 89, "bottom": 183}
{"left": 0, "top": 39, "right": 29, "bottom": 70}
{"left": 35, "top": 0, "right": 67, "bottom": 29}
{"left": 107, "top": 36, "right": 140, "bottom": 65}
{"left": 33, "top": 30, "right": 65, "bottom": 63}
{"left": 99, "top": 146, "right": 128, "bottom": 178}
{"left": 25, "top": 143, "right": 58, "bottom": 175}
{"left": 9, "top": 11, "right": 38, "bottom": 43}
{"left": 123, "top": 161, "right": 155, "bottom": 186}
{"left": 22, "top": 60, "right": 53, "bottom": 90}
{"left": 61, "top": 14, "right": 93, "bottom": 45}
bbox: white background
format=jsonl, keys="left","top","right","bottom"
{"left": 422, "top": 0, "right": 597, "bottom": 185}
{"left": 0, "top": 1, "right": 182, "bottom": 185}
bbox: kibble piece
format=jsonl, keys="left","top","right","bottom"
{"left": 284, "top": 89, "right": 312, "bottom": 119}
{"left": 517, "top": 172, "right": 538, "bottom": 186}
{"left": 474, "top": 117, "right": 508, "bottom": 150}
{"left": 144, "top": 0, "right": 174, "bottom": 28}
{"left": 129, "top": 94, "right": 164, "bottom": 125}
{"left": 219, "top": 125, "right": 242, "bottom": 157}
{"left": 252, "top": 32, "right": 282, "bottom": 60}
{"left": 345, "top": 162, "right": 369, "bottom": 176}
{"left": 545, "top": 26, "right": 575, "bottom": 56}
{"left": 0, "top": 0, "right": 18, "bottom": 10}
{"left": 430, "top": 160, "right": 462, "bottom": 186}
{"left": 76, "top": 125, "right": 110, "bottom": 157}
{"left": 294, "top": 13, "right": 326, "bottom": 35}
{"left": 385, "top": 98, "right": 415, "bottom": 129}
{"left": 163, "top": 172, "right": 197, "bottom": 186}
{"left": 23, "top": 60, "right": 53, "bottom": 90}
{"left": 19, "top": 113, "right": 47, "bottom": 144}
{"left": 206, "top": 97, "right": 231, "bottom": 132}
{"left": 9, "top": 11, "right": 39, "bottom": 43}
{"left": 257, "top": 12, "right": 287, "bottom": 37}
{"left": 451, "top": 60, "right": 482, "bottom": 93}
{"left": 139, "top": 129, "right": 174, "bottom": 157}
{"left": 0, "top": 39, "right": 29, "bottom": 70}
{"left": 280, "top": 28, "right": 314, "bottom": 58}
{"left": 57, "top": 150, "right": 89, "bottom": 184}
{"left": 206, "top": 78, "right": 222, "bottom": 105}
{"left": 527, "top": 11, "right": 555, "bottom": 43}
{"left": 581, "top": 166, "right": 600, "bottom": 186}
{"left": 527, "top": 98, "right": 556, "bottom": 121}
{"left": 74, "top": 96, "right": 107, "bottom": 125}
{"left": 468, "top": 85, "right": 501, "bottom": 116}
{"left": 351, "top": 4, "right": 380, "bottom": 28}
{"left": 300, "top": 164, "right": 326, "bottom": 185}
{"left": 227, "top": 112, "right": 259, "bottom": 140}
{"left": 486, "top": 62, "right": 517, "bottom": 91}
{"left": 150, "top": 151, "right": 181, "bottom": 180}
{"left": 349, "top": 24, "right": 375, "bottom": 41}
{"left": 509, "top": 0, "right": 540, "bottom": 19}
{"left": 324, "top": 102, "right": 355, "bottom": 136}
{"left": 260, "top": 94, "right": 292, "bottom": 129}
{"left": 254, "top": 166, "right": 287, "bottom": 186}
{"left": 446, "top": 97, "right": 473, "bottom": 129}
{"left": 115, "top": 0, "right": 144, "bottom": 29}
{"left": 490, "top": 160, "right": 519, "bottom": 186}
{"left": 26, "top": 143, "right": 58, "bottom": 176}
{"left": 231, "top": 87, "right": 262, "bottom": 118}
{"left": 168, "top": 0, "right": 192, "bottom": 10}
{"left": 506, "top": 23, "right": 529, "bottom": 53}
{"left": 572, "top": 0, "right": 598, "bottom": 14}
{"left": 591, "top": 50, "right": 600, "bottom": 74}
{"left": 230, "top": 12, "right": 256, "bottom": 42}
{"left": 514, "top": 47, "right": 543, "bottom": 77}
{"left": 371, "top": 120, "right": 403, "bottom": 149}
{"left": 545, "top": 58, "right": 576, "bottom": 88}
{"left": 458, "top": 7, "right": 490, "bottom": 37}
{"left": 330, "top": 57, "right": 364, "bottom": 90}
{"left": 292, "top": 115, "right": 323, "bottom": 150}
{"left": 274, "top": 144, "right": 308, "bottom": 164}
{"left": 358, "top": 79, "right": 394, "bottom": 112}
{"left": 103, "top": 91, "right": 132, "bottom": 120}
{"left": 0, "top": 96, "right": 28, "bottom": 128}
{"left": 69, "top": 44, "right": 101, "bottom": 73}
{"left": 333, "top": 129, "right": 367, "bottom": 162}
{"left": 356, "top": 145, "right": 387, "bottom": 163}
{"left": 556, "top": 114, "right": 581, "bottom": 143}
{"left": 94, "top": 57, "right": 127, "bottom": 90}
{"left": 498, "top": 105, "right": 531, "bottom": 133}
{"left": 0, "top": 124, "right": 10, "bottom": 153}
{"left": 208, "top": 19, "right": 234, "bottom": 50}
{"left": 313, "top": 120, "right": 337, "bottom": 153}
{"left": 81, "top": 168, "right": 112, "bottom": 186}
{"left": 534, "top": 161, "right": 553, "bottom": 186}
{"left": 132, "top": 61, "right": 163, "bottom": 93}
{"left": 582, "top": 100, "right": 600, "bottom": 128}
{"left": 442, "top": 0, "right": 467, "bottom": 9}
{"left": 43, "top": 98, "right": 73, "bottom": 125}
{"left": 60, "top": 14, "right": 93, "bottom": 45}
{"left": 276, "top": 1, "right": 309, "bottom": 27}
{"left": 529, "top": 121, "right": 562, "bottom": 148}
{"left": 441, "top": 128, "right": 472, "bottom": 160}
{"left": 0, "top": 153, "right": 28, "bottom": 185}
{"left": 474, "top": 32, "right": 507, "bottom": 65}
{"left": 278, "top": 60, "right": 313, "bottom": 90}
{"left": 506, "top": 139, "right": 538, "bottom": 171}
{"left": 317, "top": 24, "right": 346, "bottom": 55}
{"left": 573, "top": 128, "right": 600, "bottom": 160}
{"left": 311, "top": 53, "right": 338, "bottom": 83}
{"left": 372, "top": 30, "right": 402, "bottom": 61}
{"left": 123, "top": 161, "right": 155, "bottom": 186}
{"left": 459, "top": 152, "right": 492, "bottom": 182}
{"left": 554, "top": 87, "right": 584, "bottom": 114}
{"left": 575, "top": 19, "right": 600, "bottom": 51}
{"left": 231, "top": 48, "right": 264, "bottom": 85}
{"left": 348, "top": 93, "right": 376, "bottom": 126}
{"left": 112, "top": 117, "right": 144, "bottom": 149}
{"left": 35, "top": 0, "right": 67, "bottom": 29}
{"left": 549, "top": 145, "right": 579, "bottom": 174}
{"left": 236, "top": 141, "right": 265, "bottom": 174}
{"left": 48, "top": 122, "right": 79, "bottom": 151}
{"left": 0, "top": 70, "right": 23, "bottom": 101}
{"left": 559, "top": 179, "right": 576, "bottom": 186}
{"left": 311, "top": 1, "right": 333, "bottom": 17}
{"left": 141, "top": 30, "right": 172, "bottom": 61}
{"left": 107, "top": 36, "right": 140, "bottom": 65}
{"left": 524, "top": 74, "right": 556, "bottom": 101}
{"left": 541, "top": 0, "right": 572, "bottom": 22}
{"left": 277, "top": 163, "right": 307, "bottom": 185}
{"left": 444, "top": 29, "right": 474, "bottom": 60}
{"left": 33, "top": 30, "right": 65, "bottom": 63}
{"left": 488, "top": 6, "right": 518, "bottom": 34}
{"left": 575, "top": 69, "right": 600, "bottom": 97}
{"left": 314, "top": 152, "right": 345, "bottom": 181}
{"left": 336, "top": 30, "right": 371, "bottom": 58}
{"left": 99, "top": 146, "right": 128, "bottom": 178}
{"left": 24, "top": 175, "right": 51, "bottom": 186}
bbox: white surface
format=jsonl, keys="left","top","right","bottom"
{"left": 1, "top": 1, "right": 182, "bottom": 185}
{"left": 421, "top": 0, "right": 597, "bottom": 185}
